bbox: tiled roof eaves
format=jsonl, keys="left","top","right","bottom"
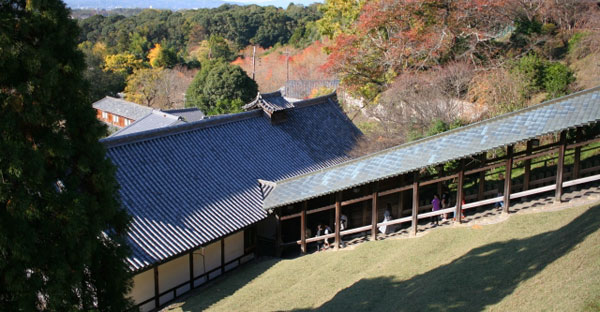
{"left": 262, "top": 86, "right": 600, "bottom": 210}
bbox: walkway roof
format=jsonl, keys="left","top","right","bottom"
{"left": 263, "top": 86, "right": 600, "bottom": 210}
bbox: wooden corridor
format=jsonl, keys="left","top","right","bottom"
{"left": 275, "top": 129, "right": 600, "bottom": 255}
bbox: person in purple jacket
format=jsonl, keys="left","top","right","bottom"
{"left": 431, "top": 194, "right": 441, "bottom": 226}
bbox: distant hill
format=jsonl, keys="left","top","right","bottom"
{"left": 65, "top": 0, "right": 323, "bottom": 10}
{"left": 253, "top": 0, "right": 323, "bottom": 8}
{"left": 64, "top": 0, "right": 233, "bottom": 10}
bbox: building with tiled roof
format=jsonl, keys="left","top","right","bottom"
{"left": 162, "top": 107, "right": 205, "bottom": 122}
{"left": 93, "top": 96, "right": 153, "bottom": 128}
{"left": 110, "top": 110, "right": 184, "bottom": 137}
{"left": 101, "top": 93, "right": 361, "bottom": 310}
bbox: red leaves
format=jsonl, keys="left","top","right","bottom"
{"left": 323, "top": 0, "right": 514, "bottom": 99}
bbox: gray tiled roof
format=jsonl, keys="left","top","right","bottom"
{"left": 101, "top": 93, "right": 361, "bottom": 271}
{"left": 284, "top": 80, "right": 340, "bottom": 99}
{"left": 163, "top": 108, "right": 205, "bottom": 122}
{"left": 110, "top": 111, "right": 183, "bottom": 137}
{"left": 263, "top": 86, "right": 600, "bottom": 210}
{"left": 92, "top": 96, "right": 152, "bottom": 120}
{"left": 243, "top": 90, "right": 296, "bottom": 114}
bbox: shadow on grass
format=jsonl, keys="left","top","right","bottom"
{"left": 295, "top": 204, "right": 600, "bottom": 312}
{"left": 177, "top": 258, "right": 280, "bottom": 311}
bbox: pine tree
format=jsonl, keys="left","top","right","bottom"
{"left": 0, "top": 1, "right": 132, "bottom": 310}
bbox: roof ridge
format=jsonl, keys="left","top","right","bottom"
{"left": 101, "top": 92, "right": 342, "bottom": 149}
{"left": 152, "top": 110, "right": 181, "bottom": 120}
{"left": 292, "top": 92, "right": 338, "bottom": 108}
{"left": 260, "top": 90, "right": 283, "bottom": 98}
{"left": 163, "top": 107, "right": 201, "bottom": 113}
{"left": 108, "top": 110, "right": 181, "bottom": 137}
{"left": 101, "top": 109, "right": 262, "bottom": 148}
{"left": 268, "top": 85, "right": 600, "bottom": 185}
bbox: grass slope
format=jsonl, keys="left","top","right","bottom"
{"left": 167, "top": 203, "right": 600, "bottom": 312}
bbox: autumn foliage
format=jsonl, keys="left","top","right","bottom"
{"left": 232, "top": 41, "right": 334, "bottom": 92}
{"left": 322, "top": 0, "right": 599, "bottom": 101}
{"left": 323, "top": 0, "right": 600, "bottom": 154}
{"left": 322, "top": 0, "right": 514, "bottom": 100}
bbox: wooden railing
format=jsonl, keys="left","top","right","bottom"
{"left": 281, "top": 137, "right": 600, "bottom": 248}
{"left": 285, "top": 171, "right": 600, "bottom": 248}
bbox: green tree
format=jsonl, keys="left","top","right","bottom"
{"left": 0, "top": 1, "right": 132, "bottom": 310}
{"left": 79, "top": 41, "right": 126, "bottom": 102}
{"left": 186, "top": 60, "right": 258, "bottom": 114}
{"left": 543, "top": 63, "right": 574, "bottom": 99}
{"left": 208, "top": 99, "right": 245, "bottom": 115}
{"left": 252, "top": 7, "right": 292, "bottom": 48}
{"left": 207, "top": 35, "right": 235, "bottom": 61}
{"left": 148, "top": 43, "right": 179, "bottom": 68}
{"left": 513, "top": 53, "right": 575, "bottom": 99}
{"left": 513, "top": 53, "right": 547, "bottom": 94}
{"left": 128, "top": 31, "right": 149, "bottom": 59}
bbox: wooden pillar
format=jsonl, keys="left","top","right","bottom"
{"left": 411, "top": 173, "right": 419, "bottom": 236}
{"left": 503, "top": 145, "right": 514, "bottom": 214}
{"left": 556, "top": 131, "right": 567, "bottom": 202}
{"left": 300, "top": 202, "right": 307, "bottom": 254}
{"left": 154, "top": 266, "right": 159, "bottom": 309}
{"left": 573, "top": 127, "right": 582, "bottom": 179}
{"left": 220, "top": 238, "right": 225, "bottom": 274}
{"left": 362, "top": 201, "right": 369, "bottom": 227}
{"left": 371, "top": 183, "right": 378, "bottom": 241}
{"left": 275, "top": 213, "right": 282, "bottom": 257}
{"left": 253, "top": 225, "right": 258, "bottom": 256}
{"left": 455, "top": 161, "right": 464, "bottom": 224}
{"left": 478, "top": 153, "right": 486, "bottom": 201}
{"left": 189, "top": 251, "right": 194, "bottom": 289}
{"left": 334, "top": 192, "right": 341, "bottom": 250}
{"left": 437, "top": 165, "right": 444, "bottom": 197}
{"left": 523, "top": 140, "right": 533, "bottom": 191}
{"left": 398, "top": 176, "right": 405, "bottom": 216}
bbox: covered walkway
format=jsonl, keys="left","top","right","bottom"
{"left": 261, "top": 87, "right": 600, "bottom": 255}
{"left": 338, "top": 182, "right": 600, "bottom": 249}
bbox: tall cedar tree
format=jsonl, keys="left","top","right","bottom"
{"left": 0, "top": 0, "right": 132, "bottom": 310}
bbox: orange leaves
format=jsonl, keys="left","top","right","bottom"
{"left": 231, "top": 41, "right": 333, "bottom": 92}
{"left": 147, "top": 43, "right": 162, "bottom": 68}
{"left": 321, "top": 0, "right": 513, "bottom": 100}
{"left": 231, "top": 57, "right": 244, "bottom": 66}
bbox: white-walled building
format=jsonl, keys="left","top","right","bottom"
{"left": 101, "top": 92, "right": 361, "bottom": 311}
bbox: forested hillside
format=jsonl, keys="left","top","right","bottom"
{"left": 317, "top": 0, "right": 600, "bottom": 153}
{"left": 76, "top": 4, "right": 322, "bottom": 110}
{"left": 76, "top": 1, "right": 600, "bottom": 130}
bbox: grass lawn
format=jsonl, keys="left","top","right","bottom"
{"left": 166, "top": 203, "right": 600, "bottom": 312}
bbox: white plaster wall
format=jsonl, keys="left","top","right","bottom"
{"left": 204, "top": 240, "right": 222, "bottom": 272}
{"left": 190, "top": 240, "right": 226, "bottom": 283}
{"left": 158, "top": 254, "right": 190, "bottom": 304}
{"left": 128, "top": 230, "right": 249, "bottom": 309}
{"left": 192, "top": 250, "right": 204, "bottom": 277}
{"left": 224, "top": 231, "right": 244, "bottom": 263}
{"left": 129, "top": 269, "right": 155, "bottom": 312}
